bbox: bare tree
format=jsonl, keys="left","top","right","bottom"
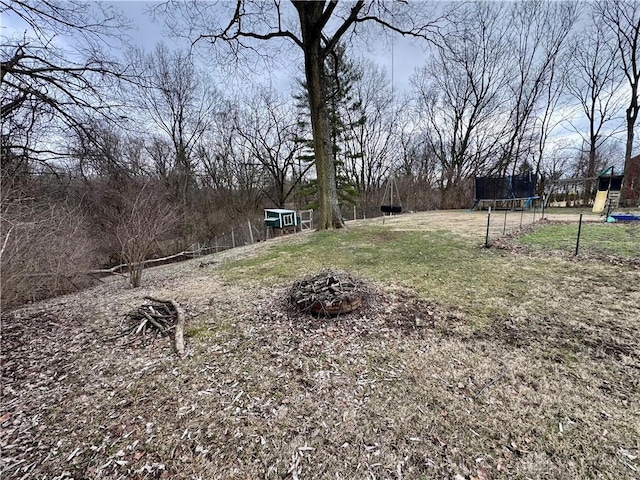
{"left": 1, "top": 189, "right": 94, "bottom": 307}
{"left": 234, "top": 89, "right": 309, "bottom": 208}
{"left": 412, "top": 2, "right": 511, "bottom": 207}
{"left": 530, "top": 47, "right": 569, "bottom": 185}
{"left": 68, "top": 118, "right": 144, "bottom": 183}
{"left": 109, "top": 181, "right": 178, "bottom": 288}
{"left": 341, "top": 59, "right": 397, "bottom": 209}
{"left": 129, "top": 43, "right": 219, "bottom": 207}
{"left": 497, "top": 0, "right": 580, "bottom": 176}
{"left": 410, "top": 1, "right": 579, "bottom": 206}
{"left": 197, "top": 107, "right": 265, "bottom": 220}
{"left": 146, "top": 135, "right": 174, "bottom": 180}
{"left": 569, "top": 138, "right": 625, "bottom": 181}
{"left": 565, "top": 19, "right": 625, "bottom": 192}
{"left": 395, "top": 112, "right": 440, "bottom": 211}
{"left": 1, "top": 0, "right": 129, "bottom": 171}
{"left": 538, "top": 141, "right": 576, "bottom": 186}
{"left": 594, "top": 0, "right": 640, "bottom": 203}
{"left": 157, "top": 0, "right": 443, "bottom": 229}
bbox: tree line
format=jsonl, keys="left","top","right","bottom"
{"left": 1, "top": 0, "right": 639, "bottom": 305}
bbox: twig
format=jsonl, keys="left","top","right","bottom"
{"left": 141, "top": 310, "right": 164, "bottom": 332}
{"left": 0, "top": 222, "right": 14, "bottom": 260}
{"left": 473, "top": 366, "right": 508, "bottom": 400}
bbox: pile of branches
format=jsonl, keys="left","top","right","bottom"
{"left": 120, "top": 297, "right": 185, "bottom": 356}
{"left": 289, "top": 269, "right": 365, "bottom": 317}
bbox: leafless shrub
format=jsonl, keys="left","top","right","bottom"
{"left": 110, "top": 181, "right": 179, "bottom": 288}
{"left": 1, "top": 192, "right": 94, "bottom": 308}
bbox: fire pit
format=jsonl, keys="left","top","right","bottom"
{"left": 289, "top": 269, "right": 364, "bottom": 317}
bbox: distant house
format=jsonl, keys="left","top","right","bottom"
{"left": 624, "top": 154, "right": 640, "bottom": 203}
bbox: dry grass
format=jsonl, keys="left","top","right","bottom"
{"left": 1, "top": 211, "right": 639, "bottom": 480}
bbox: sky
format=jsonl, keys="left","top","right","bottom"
{"left": 2, "top": 0, "right": 634, "bottom": 168}
{"left": 103, "top": 0, "right": 628, "bottom": 159}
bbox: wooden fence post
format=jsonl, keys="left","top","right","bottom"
{"left": 248, "top": 220, "right": 254, "bottom": 244}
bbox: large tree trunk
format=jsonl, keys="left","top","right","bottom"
{"left": 621, "top": 103, "right": 638, "bottom": 205}
{"left": 296, "top": 3, "right": 344, "bottom": 230}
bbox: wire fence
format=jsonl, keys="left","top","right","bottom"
{"left": 191, "top": 211, "right": 321, "bottom": 256}
{"left": 481, "top": 206, "right": 628, "bottom": 257}
{"left": 483, "top": 203, "right": 546, "bottom": 247}
{"left": 193, "top": 217, "right": 288, "bottom": 255}
{"left": 191, "top": 206, "right": 385, "bottom": 258}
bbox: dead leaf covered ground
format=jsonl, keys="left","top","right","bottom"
{"left": 1, "top": 211, "right": 639, "bottom": 479}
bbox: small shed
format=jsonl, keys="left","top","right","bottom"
{"left": 264, "top": 208, "right": 299, "bottom": 230}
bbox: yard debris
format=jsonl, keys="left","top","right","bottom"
{"left": 473, "top": 365, "right": 509, "bottom": 400}
{"left": 289, "top": 269, "right": 367, "bottom": 317}
{"left": 119, "top": 297, "right": 186, "bottom": 356}
{"left": 471, "top": 467, "right": 492, "bottom": 480}
{"left": 198, "top": 260, "right": 218, "bottom": 268}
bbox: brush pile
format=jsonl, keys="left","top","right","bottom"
{"left": 120, "top": 296, "right": 186, "bottom": 356}
{"left": 289, "top": 269, "right": 365, "bottom": 317}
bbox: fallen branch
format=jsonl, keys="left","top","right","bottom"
{"left": 170, "top": 300, "right": 185, "bottom": 358}
{"left": 0, "top": 222, "right": 14, "bottom": 260}
{"left": 473, "top": 365, "right": 508, "bottom": 400}
{"left": 89, "top": 248, "right": 203, "bottom": 276}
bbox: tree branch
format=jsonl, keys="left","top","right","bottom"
{"left": 197, "top": 28, "right": 303, "bottom": 49}
{"left": 323, "top": 1, "right": 365, "bottom": 56}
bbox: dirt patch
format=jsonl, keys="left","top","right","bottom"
{"left": 253, "top": 282, "right": 460, "bottom": 338}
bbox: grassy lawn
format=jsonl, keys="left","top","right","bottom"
{"left": 2, "top": 212, "right": 639, "bottom": 480}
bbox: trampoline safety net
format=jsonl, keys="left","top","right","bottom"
{"left": 475, "top": 173, "right": 537, "bottom": 200}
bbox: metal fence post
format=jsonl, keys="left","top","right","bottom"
{"left": 503, "top": 209, "right": 508, "bottom": 235}
{"left": 575, "top": 213, "right": 583, "bottom": 256}
{"left": 532, "top": 202, "right": 536, "bottom": 223}
{"left": 520, "top": 207, "right": 524, "bottom": 228}
{"left": 485, "top": 207, "right": 492, "bottom": 247}
{"left": 248, "top": 220, "right": 254, "bottom": 244}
